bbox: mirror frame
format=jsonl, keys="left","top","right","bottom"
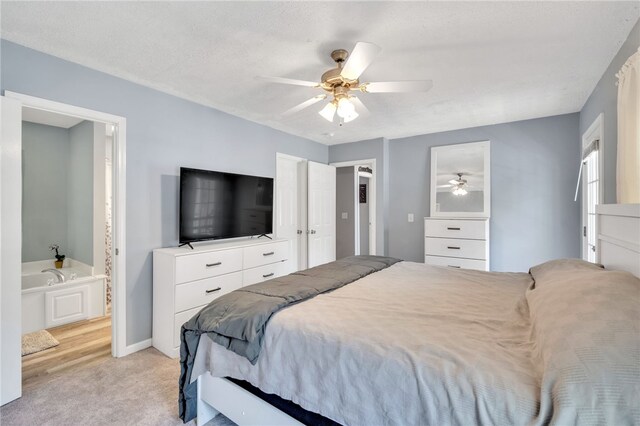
{"left": 429, "top": 140, "right": 491, "bottom": 218}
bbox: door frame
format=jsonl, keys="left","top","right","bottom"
{"left": 581, "top": 113, "right": 604, "bottom": 261}
{"left": 3, "top": 91, "right": 128, "bottom": 358}
{"left": 330, "top": 159, "right": 376, "bottom": 255}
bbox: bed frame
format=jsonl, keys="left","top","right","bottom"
{"left": 196, "top": 373, "right": 302, "bottom": 425}
{"left": 596, "top": 204, "right": 640, "bottom": 278}
{"left": 195, "top": 203, "right": 640, "bottom": 425}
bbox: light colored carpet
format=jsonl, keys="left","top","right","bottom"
{"left": 21, "top": 330, "right": 59, "bottom": 356}
{"left": 1, "top": 347, "right": 235, "bottom": 426}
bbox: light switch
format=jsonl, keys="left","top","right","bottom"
{"left": 408, "top": 213, "right": 414, "bottom": 223}
{"left": 342, "top": 212, "right": 348, "bottom": 219}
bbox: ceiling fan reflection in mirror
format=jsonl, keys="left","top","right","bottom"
{"left": 437, "top": 173, "right": 479, "bottom": 196}
{"left": 259, "top": 42, "right": 433, "bottom": 125}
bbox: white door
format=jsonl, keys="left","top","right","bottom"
{"left": 308, "top": 162, "right": 336, "bottom": 267}
{"left": 275, "top": 154, "right": 306, "bottom": 273}
{"left": 582, "top": 146, "right": 600, "bottom": 262}
{"left": 1, "top": 96, "right": 22, "bottom": 405}
{"left": 580, "top": 115, "right": 603, "bottom": 263}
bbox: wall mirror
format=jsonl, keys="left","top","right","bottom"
{"left": 430, "top": 140, "right": 490, "bottom": 218}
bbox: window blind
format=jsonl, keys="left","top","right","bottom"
{"left": 582, "top": 139, "right": 600, "bottom": 160}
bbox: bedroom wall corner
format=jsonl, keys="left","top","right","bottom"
{"left": 579, "top": 18, "right": 640, "bottom": 204}
{"left": 387, "top": 113, "right": 581, "bottom": 272}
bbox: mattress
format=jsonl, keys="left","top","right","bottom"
{"left": 196, "top": 261, "right": 540, "bottom": 425}
{"left": 193, "top": 259, "right": 640, "bottom": 425}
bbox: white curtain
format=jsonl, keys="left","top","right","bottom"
{"left": 616, "top": 48, "right": 640, "bottom": 203}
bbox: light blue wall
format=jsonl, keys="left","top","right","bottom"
{"left": 1, "top": 40, "right": 328, "bottom": 345}
{"left": 388, "top": 114, "right": 581, "bottom": 272}
{"left": 329, "top": 137, "right": 389, "bottom": 255}
{"left": 580, "top": 19, "right": 639, "bottom": 204}
{"left": 67, "top": 120, "right": 94, "bottom": 265}
{"left": 21, "top": 122, "right": 70, "bottom": 262}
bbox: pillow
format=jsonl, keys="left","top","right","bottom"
{"left": 525, "top": 264, "right": 640, "bottom": 424}
{"left": 529, "top": 258, "right": 603, "bottom": 286}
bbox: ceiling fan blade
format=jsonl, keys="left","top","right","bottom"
{"left": 258, "top": 76, "right": 320, "bottom": 88}
{"left": 282, "top": 95, "right": 327, "bottom": 117}
{"left": 349, "top": 96, "right": 370, "bottom": 117}
{"left": 361, "top": 80, "right": 433, "bottom": 93}
{"left": 340, "top": 42, "right": 381, "bottom": 81}
{"left": 437, "top": 184, "right": 454, "bottom": 188}
{"left": 448, "top": 179, "right": 459, "bottom": 185}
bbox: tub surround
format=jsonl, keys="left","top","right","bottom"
{"left": 22, "top": 258, "right": 94, "bottom": 277}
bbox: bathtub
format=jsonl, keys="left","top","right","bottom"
{"left": 22, "top": 259, "right": 106, "bottom": 334}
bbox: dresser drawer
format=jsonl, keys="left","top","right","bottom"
{"left": 175, "top": 248, "right": 243, "bottom": 284}
{"left": 424, "top": 255, "right": 487, "bottom": 271}
{"left": 243, "top": 240, "right": 288, "bottom": 269}
{"left": 425, "top": 219, "right": 487, "bottom": 240}
{"left": 175, "top": 272, "right": 242, "bottom": 313}
{"left": 173, "top": 305, "right": 203, "bottom": 348}
{"left": 425, "top": 237, "right": 487, "bottom": 260}
{"left": 242, "top": 262, "right": 287, "bottom": 287}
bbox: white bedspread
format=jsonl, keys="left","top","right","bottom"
{"left": 203, "top": 262, "right": 540, "bottom": 425}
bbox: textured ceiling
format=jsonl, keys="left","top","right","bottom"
{"left": 1, "top": 2, "right": 638, "bottom": 145}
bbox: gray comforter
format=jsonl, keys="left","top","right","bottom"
{"left": 197, "top": 259, "right": 640, "bottom": 425}
{"left": 178, "top": 255, "right": 400, "bottom": 422}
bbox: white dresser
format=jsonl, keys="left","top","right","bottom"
{"left": 424, "top": 218, "right": 490, "bottom": 271}
{"left": 152, "top": 238, "right": 289, "bottom": 358}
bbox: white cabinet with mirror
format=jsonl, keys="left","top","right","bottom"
{"left": 426, "top": 141, "right": 491, "bottom": 271}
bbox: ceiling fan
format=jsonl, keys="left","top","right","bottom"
{"left": 437, "top": 173, "right": 474, "bottom": 196}
{"left": 259, "top": 42, "right": 433, "bottom": 125}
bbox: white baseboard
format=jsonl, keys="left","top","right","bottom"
{"left": 119, "top": 338, "right": 152, "bottom": 357}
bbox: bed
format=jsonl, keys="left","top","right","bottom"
{"left": 180, "top": 204, "right": 640, "bottom": 426}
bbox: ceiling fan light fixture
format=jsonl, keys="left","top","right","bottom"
{"left": 336, "top": 97, "right": 356, "bottom": 118}
{"left": 343, "top": 110, "right": 359, "bottom": 123}
{"left": 319, "top": 102, "right": 336, "bottom": 122}
{"left": 452, "top": 187, "right": 468, "bottom": 196}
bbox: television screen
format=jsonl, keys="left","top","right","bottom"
{"left": 179, "top": 168, "right": 274, "bottom": 243}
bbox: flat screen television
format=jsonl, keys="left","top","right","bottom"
{"left": 179, "top": 167, "right": 274, "bottom": 244}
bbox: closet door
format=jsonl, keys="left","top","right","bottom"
{"left": 307, "top": 161, "right": 336, "bottom": 267}
{"left": 275, "top": 154, "right": 305, "bottom": 273}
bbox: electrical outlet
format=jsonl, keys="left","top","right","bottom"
{"left": 408, "top": 213, "right": 414, "bottom": 223}
{"left": 342, "top": 212, "right": 348, "bottom": 219}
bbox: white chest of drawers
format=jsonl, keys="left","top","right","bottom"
{"left": 424, "top": 218, "right": 490, "bottom": 271}
{"left": 152, "top": 238, "right": 288, "bottom": 358}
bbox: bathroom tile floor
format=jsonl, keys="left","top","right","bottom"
{"left": 22, "top": 315, "right": 112, "bottom": 390}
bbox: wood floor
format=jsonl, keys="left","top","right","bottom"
{"left": 22, "top": 315, "right": 112, "bottom": 390}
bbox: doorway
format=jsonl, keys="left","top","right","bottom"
{"left": 331, "top": 159, "right": 377, "bottom": 258}
{"left": 20, "top": 108, "right": 112, "bottom": 389}
{"left": 1, "top": 92, "right": 127, "bottom": 405}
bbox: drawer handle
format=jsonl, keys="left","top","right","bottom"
{"left": 447, "top": 227, "right": 461, "bottom": 230}
{"left": 205, "top": 287, "right": 222, "bottom": 294}
{"left": 263, "top": 252, "right": 275, "bottom": 256}
{"left": 448, "top": 265, "right": 461, "bottom": 269}
{"left": 206, "top": 262, "right": 222, "bottom": 267}
{"left": 447, "top": 246, "right": 461, "bottom": 250}
{"left": 262, "top": 273, "right": 274, "bottom": 278}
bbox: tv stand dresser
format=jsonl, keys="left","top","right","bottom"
{"left": 152, "top": 238, "right": 289, "bottom": 358}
